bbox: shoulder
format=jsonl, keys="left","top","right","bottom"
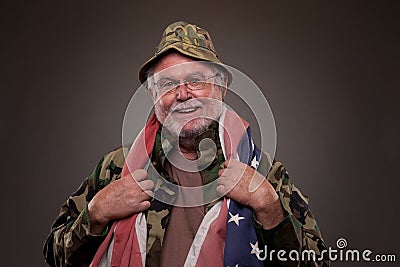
{"left": 257, "top": 150, "right": 297, "bottom": 195}
{"left": 260, "top": 153, "right": 311, "bottom": 225}
{"left": 92, "top": 147, "right": 127, "bottom": 184}
{"left": 102, "top": 147, "right": 127, "bottom": 169}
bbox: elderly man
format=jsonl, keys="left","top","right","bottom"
{"left": 44, "top": 21, "right": 329, "bottom": 267}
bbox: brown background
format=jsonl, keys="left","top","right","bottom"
{"left": 2, "top": 0, "right": 399, "bottom": 266}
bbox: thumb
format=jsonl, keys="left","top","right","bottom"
{"left": 132, "top": 169, "right": 148, "bottom": 182}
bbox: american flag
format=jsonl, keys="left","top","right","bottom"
{"left": 91, "top": 109, "right": 264, "bottom": 267}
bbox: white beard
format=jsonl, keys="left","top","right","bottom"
{"left": 155, "top": 98, "right": 224, "bottom": 138}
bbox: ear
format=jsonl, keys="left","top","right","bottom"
{"left": 221, "top": 80, "right": 228, "bottom": 100}
{"left": 144, "top": 86, "right": 157, "bottom": 103}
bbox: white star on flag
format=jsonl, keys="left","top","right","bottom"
{"left": 250, "top": 241, "right": 261, "bottom": 257}
{"left": 228, "top": 212, "right": 245, "bottom": 226}
{"left": 251, "top": 156, "right": 259, "bottom": 168}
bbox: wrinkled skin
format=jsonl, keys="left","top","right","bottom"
{"left": 217, "top": 159, "right": 285, "bottom": 229}
{"left": 88, "top": 169, "right": 154, "bottom": 234}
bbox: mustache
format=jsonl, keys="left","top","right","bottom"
{"left": 170, "top": 99, "right": 204, "bottom": 112}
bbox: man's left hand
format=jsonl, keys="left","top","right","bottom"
{"left": 217, "top": 159, "right": 285, "bottom": 229}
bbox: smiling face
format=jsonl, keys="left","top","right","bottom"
{"left": 150, "top": 52, "right": 226, "bottom": 138}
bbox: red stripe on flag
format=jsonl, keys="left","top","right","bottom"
{"left": 111, "top": 215, "right": 143, "bottom": 267}
{"left": 195, "top": 199, "right": 229, "bottom": 267}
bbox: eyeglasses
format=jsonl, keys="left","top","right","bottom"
{"left": 153, "top": 73, "right": 220, "bottom": 95}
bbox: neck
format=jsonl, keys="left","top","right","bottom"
{"left": 178, "top": 137, "right": 198, "bottom": 159}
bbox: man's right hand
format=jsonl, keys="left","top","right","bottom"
{"left": 87, "top": 169, "right": 154, "bottom": 235}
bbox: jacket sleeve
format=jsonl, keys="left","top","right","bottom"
{"left": 43, "top": 147, "right": 126, "bottom": 267}
{"left": 253, "top": 161, "right": 330, "bottom": 267}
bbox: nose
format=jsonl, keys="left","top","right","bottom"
{"left": 176, "top": 84, "right": 191, "bottom": 101}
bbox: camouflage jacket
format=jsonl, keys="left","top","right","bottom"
{"left": 44, "top": 135, "right": 329, "bottom": 266}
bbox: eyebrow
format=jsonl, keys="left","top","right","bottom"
{"left": 155, "top": 71, "right": 208, "bottom": 80}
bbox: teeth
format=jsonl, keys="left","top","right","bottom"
{"left": 176, "top": 107, "right": 197, "bottom": 113}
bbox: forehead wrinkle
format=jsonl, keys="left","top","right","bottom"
{"left": 153, "top": 61, "right": 213, "bottom": 80}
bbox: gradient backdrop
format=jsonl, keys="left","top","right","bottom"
{"left": 2, "top": 1, "right": 399, "bottom": 266}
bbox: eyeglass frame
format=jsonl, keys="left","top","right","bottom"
{"left": 152, "top": 73, "right": 221, "bottom": 96}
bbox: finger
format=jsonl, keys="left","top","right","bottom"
{"left": 139, "top": 190, "right": 153, "bottom": 201}
{"left": 138, "top": 180, "right": 154, "bottom": 191}
{"left": 224, "top": 159, "right": 240, "bottom": 168}
{"left": 138, "top": 200, "right": 151, "bottom": 211}
{"left": 217, "top": 184, "right": 233, "bottom": 197}
{"left": 216, "top": 184, "right": 226, "bottom": 196}
{"left": 143, "top": 190, "right": 154, "bottom": 198}
{"left": 223, "top": 159, "right": 231, "bottom": 168}
{"left": 132, "top": 169, "right": 148, "bottom": 182}
{"left": 217, "top": 175, "right": 238, "bottom": 189}
{"left": 218, "top": 168, "right": 226, "bottom": 176}
{"left": 217, "top": 174, "right": 226, "bottom": 185}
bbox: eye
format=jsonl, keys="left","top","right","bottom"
{"left": 187, "top": 75, "right": 205, "bottom": 86}
{"left": 189, "top": 77, "right": 202, "bottom": 84}
{"left": 158, "top": 80, "right": 176, "bottom": 90}
{"left": 163, "top": 81, "right": 175, "bottom": 87}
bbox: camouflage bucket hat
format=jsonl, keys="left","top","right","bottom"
{"left": 138, "top": 21, "right": 232, "bottom": 85}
